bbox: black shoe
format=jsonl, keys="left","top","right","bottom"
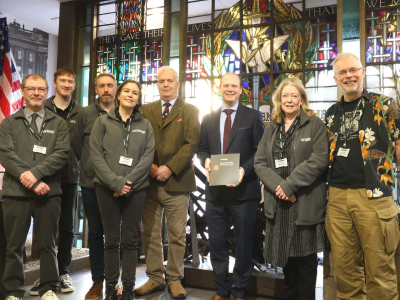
{"left": 105, "top": 284, "right": 119, "bottom": 300}
{"left": 59, "top": 274, "right": 75, "bottom": 293}
{"left": 122, "top": 283, "right": 135, "bottom": 300}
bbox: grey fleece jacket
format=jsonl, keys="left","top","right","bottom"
{"left": 254, "top": 109, "right": 328, "bottom": 225}
{"left": 45, "top": 96, "right": 82, "bottom": 184}
{"left": 89, "top": 107, "right": 155, "bottom": 194}
{"left": 0, "top": 107, "right": 70, "bottom": 198}
{"left": 72, "top": 99, "right": 107, "bottom": 189}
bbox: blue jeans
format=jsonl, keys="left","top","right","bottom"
{"left": 81, "top": 187, "right": 105, "bottom": 283}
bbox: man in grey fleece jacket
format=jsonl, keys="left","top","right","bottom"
{"left": 72, "top": 73, "right": 118, "bottom": 300}
{"left": 0, "top": 74, "right": 69, "bottom": 300}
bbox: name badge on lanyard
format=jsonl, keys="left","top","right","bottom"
{"left": 275, "top": 158, "right": 288, "bottom": 168}
{"left": 33, "top": 145, "right": 47, "bottom": 154}
{"left": 119, "top": 156, "right": 133, "bottom": 166}
{"left": 337, "top": 147, "right": 350, "bottom": 157}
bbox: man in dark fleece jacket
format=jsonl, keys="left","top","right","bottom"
{"left": 28, "top": 68, "right": 82, "bottom": 296}
{"left": 72, "top": 72, "right": 117, "bottom": 300}
{"left": 0, "top": 74, "right": 69, "bottom": 300}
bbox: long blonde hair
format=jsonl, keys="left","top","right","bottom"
{"left": 271, "top": 77, "right": 315, "bottom": 124}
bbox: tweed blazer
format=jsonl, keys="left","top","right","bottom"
{"left": 141, "top": 97, "right": 200, "bottom": 193}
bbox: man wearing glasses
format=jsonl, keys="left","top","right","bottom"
{"left": 325, "top": 53, "right": 400, "bottom": 299}
{"left": 0, "top": 74, "right": 70, "bottom": 300}
{"left": 28, "top": 68, "right": 82, "bottom": 296}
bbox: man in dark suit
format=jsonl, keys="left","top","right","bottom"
{"left": 134, "top": 66, "right": 200, "bottom": 299}
{"left": 197, "top": 73, "right": 265, "bottom": 300}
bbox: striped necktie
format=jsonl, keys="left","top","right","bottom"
{"left": 163, "top": 102, "right": 171, "bottom": 123}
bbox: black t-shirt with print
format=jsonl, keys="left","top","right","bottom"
{"left": 330, "top": 98, "right": 366, "bottom": 188}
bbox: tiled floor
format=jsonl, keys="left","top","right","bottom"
{"left": 22, "top": 264, "right": 323, "bottom": 300}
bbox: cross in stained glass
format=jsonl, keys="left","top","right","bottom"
{"left": 189, "top": 35, "right": 206, "bottom": 77}
{"left": 143, "top": 39, "right": 150, "bottom": 81}
{"left": 187, "top": 38, "right": 198, "bottom": 75}
{"left": 126, "top": 44, "right": 140, "bottom": 80}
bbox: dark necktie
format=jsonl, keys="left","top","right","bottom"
{"left": 163, "top": 102, "right": 171, "bottom": 123}
{"left": 223, "top": 109, "right": 234, "bottom": 154}
{"left": 31, "top": 113, "right": 39, "bottom": 134}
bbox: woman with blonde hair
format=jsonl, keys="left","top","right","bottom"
{"left": 254, "top": 77, "right": 328, "bottom": 300}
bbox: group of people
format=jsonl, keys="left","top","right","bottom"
{"left": 0, "top": 52, "right": 399, "bottom": 300}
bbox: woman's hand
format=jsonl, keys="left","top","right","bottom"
{"left": 113, "top": 181, "right": 132, "bottom": 197}
{"left": 275, "top": 185, "right": 289, "bottom": 200}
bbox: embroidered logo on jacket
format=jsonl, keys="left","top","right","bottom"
{"left": 43, "top": 130, "right": 55, "bottom": 134}
{"left": 301, "top": 138, "right": 311, "bottom": 141}
{"left": 70, "top": 120, "right": 76, "bottom": 123}
{"left": 132, "top": 129, "right": 146, "bottom": 134}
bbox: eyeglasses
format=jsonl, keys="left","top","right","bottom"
{"left": 23, "top": 87, "right": 48, "bottom": 94}
{"left": 335, "top": 68, "right": 363, "bottom": 77}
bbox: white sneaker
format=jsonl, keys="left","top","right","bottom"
{"left": 40, "top": 290, "right": 59, "bottom": 300}
{"left": 59, "top": 274, "right": 75, "bottom": 293}
{"left": 29, "top": 278, "right": 40, "bottom": 296}
{"left": 5, "top": 296, "right": 23, "bottom": 300}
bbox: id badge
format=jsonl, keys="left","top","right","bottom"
{"left": 33, "top": 145, "right": 47, "bottom": 155}
{"left": 275, "top": 158, "right": 288, "bottom": 168}
{"left": 119, "top": 156, "right": 133, "bottom": 166}
{"left": 337, "top": 147, "right": 350, "bottom": 157}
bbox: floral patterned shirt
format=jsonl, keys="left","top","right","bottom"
{"left": 325, "top": 89, "right": 400, "bottom": 198}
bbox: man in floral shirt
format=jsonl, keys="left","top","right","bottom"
{"left": 325, "top": 52, "right": 400, "bottom": 300}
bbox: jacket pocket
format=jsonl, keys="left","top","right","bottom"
{"left": 377, "top": 204, "right": 400, "bottom": 254}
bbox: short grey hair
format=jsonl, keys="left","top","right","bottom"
{"left": 333, "top": 53, "right": 362, "bottom": 72}
{"left": 94, "top": 73, "right": 117, "bottom": 87}
{"left": 21, "top": 74, "right": 48, "bottom": 89}
{"left": 157, "top": 66, "right": 178, "bottom": 80}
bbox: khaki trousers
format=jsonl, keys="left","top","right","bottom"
{"left": 325, "top": 187, "right": 400, "bottom": 300}
{"left": 142, "top": 186, "right": 189, "bottom": 284}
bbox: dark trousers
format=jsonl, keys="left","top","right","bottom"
{"left": 81, "top": 187, "right": 105, "bottom": 283}
{"left": 96, "top": 185, "right": 145, "bottom": 285}
{"left": 2, "top": 196, "right": 61, "bottom": 298}
{"left": 283, "top": 253, "right": 318, "bottom": 300}
{"left": 205, "top": 198, "right": 259, "bottom": 299}
{"left": 0, "top": 202, "right": 6, "bottom": 300}
{"left": 57, "top": 183, "right": 78, "bottom": 276}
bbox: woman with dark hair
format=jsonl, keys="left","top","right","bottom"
{"left": 90, "top": 79, "right": 155, "bottom": 300}
{"left": 254, "top": 77, "right": 328, "bottom": 300}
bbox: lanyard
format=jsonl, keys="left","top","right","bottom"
{"left": 23, "top": 118, "right": 46, "bottom": 145}
{"left": 278, "top": 118, "right": 299, "bottom": 158}
{"left": 122, "top": 117, "right": 133, "bottom": 156}
{"left": 52, "top": 99, "right": 74, "bottom": 120}
{"left": 341, "top": 98, "right": 362, "bottom": 148}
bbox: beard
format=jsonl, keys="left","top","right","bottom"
{"left": 99, "top": 95, "right": 114, "bottom": 104}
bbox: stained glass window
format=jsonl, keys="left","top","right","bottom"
{"left": 95, "top": 0, "right": 164, "bottom": 102}
{"left": 185, "top": 0, "right": 337, "bottom": 121}
{"left": 365, "top": 3, "right": 400, "bottom": 102}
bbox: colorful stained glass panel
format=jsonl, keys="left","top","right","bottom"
{"left": 366, "top": 8, "right": 400, "bottom": 63}
{"left": 142, "top": 37, "right": 163, "bottom": 82}
{"left": 308, "top": 16, "right": 337, "bottom": 68}
{"left": 186, "top": 33, "right": 209, "bottom": 78}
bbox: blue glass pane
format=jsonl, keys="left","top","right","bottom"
{"left": 228, "top": 63, "right": 234, "bottom": 73}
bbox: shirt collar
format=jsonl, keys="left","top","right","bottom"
{"left": 24, "top": 106, "right": 45, "bottom": 119}
{"left": 161, "top": 97, "right": 178, "bottom": 107}
{"left": 221, "top": 101, "right": 239, "bottom": 113}
{"left": 336, "top": 89, "right": 369, "bottom": 111}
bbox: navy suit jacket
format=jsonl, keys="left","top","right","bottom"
{"left": 197, "top": 103, "right": 265, "bottom": 201}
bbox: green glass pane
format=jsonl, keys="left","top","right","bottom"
{"left": 343, "top": 0, "right": 359, "bottom": 39}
